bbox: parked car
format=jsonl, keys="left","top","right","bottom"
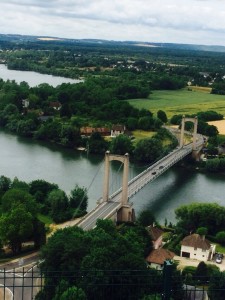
{"left": 216, "top": 256, "right": 222, "bottom": 264}
{"left": 216, "top": 253, "right": 223, "bottom": 264}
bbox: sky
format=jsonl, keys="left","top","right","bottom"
{"left": 1, "top": 0, "right": 225, "bottom": 46}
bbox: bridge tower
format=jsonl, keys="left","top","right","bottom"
{"left": 180, "top": 115, "right": 198, "bottom": 149}
{"left": 180, "top": 115, "right": 200, "bottom": 160}
{"left": 102, "top": 151, "right": 135, "bottom": 222}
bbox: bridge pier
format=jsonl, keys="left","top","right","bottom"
{"left": 117, "top": 205, "right": 135, "bottom": 223}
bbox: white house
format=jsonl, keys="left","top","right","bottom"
{"left": 180, "top": 234, "right": 216, "bottom": 261}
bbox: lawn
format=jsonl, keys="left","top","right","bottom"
{"left": 38, "top": 213, "right": 53, "bottom": 225}
{"left": 128, "top": 87, "right": 225, "bottom": 118}
{"left": 131, "top": 130, "right": 155, "bottom": 144}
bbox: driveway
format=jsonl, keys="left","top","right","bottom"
{"left": 174, "top": 255, "right": 225, "bottom": 271}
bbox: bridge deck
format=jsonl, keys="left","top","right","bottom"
{"left": 78, "top": 134, "right": 205, "bottom": 230}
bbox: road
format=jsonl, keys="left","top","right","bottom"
{"left": 0, "top": 253, "right": 41, "bottom": 300}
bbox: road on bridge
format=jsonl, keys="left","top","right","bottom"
{"left": 78, "top": 134, "right": 204, "bottom": 231}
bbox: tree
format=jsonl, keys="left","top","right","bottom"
{"left": 138, "top": 116, "right": 154, "bottom": 130}
{"left": 0, "top": 205, "right": 33, "bottom": 254}
{"left": 0, "top": 175, "right": 11, "bottom": 192}
{"left": 110, "top": 134, "right": 133, "bottom": 155}
{"left": 216, "top": 231, "right": 225, "bottom": 245}
{"left": 1, "top": 188, "right": 38, "bottom": 216}
{"left": 134, "top": 138, "right": 162, "bottom": 163}
{"left": 195, "top": 261, "right": 208, "bottom": 284}
{"left": 196, "top": 227, "right": 208, "bottom": 236}
{"left": 47, "top": 189, "right": 71, "bottom": 223}
{"left": 126, "top": 117, "right": 138, "bottom": 131}
{"left": 175, "top": 203, "right": 225, "bottom": 235}
{"left": 88, "top": 132, "right": 108, "bottom": 154}
{"left": 137, "top": 210, "right": 156, "bottom": 227}
{"left": 157, "top": 110, "right": 168, "bottom": 123}
{"left": 208, "top": 270, "right": 225, "bottom": 300}
{"left": 60, "top": 287, "right": 86, "bottom": 300}
{"left": 39, "top": 220, "right": 157, "bottom": 300}
{"left": 69, "top": 185, "right": 88, "bottom": 213}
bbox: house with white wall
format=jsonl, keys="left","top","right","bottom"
{"left": 180, "top": 233, "right": 216, "bottom": 261}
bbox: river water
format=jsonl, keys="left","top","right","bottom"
{"left": 0, "top": 64, "right": 81, "bottom": 87}
{"left": 0, "top": 67, "right": 224, "bottom": 224}
{"left": 0, "top": 130, "right": 224, "bottom": 224}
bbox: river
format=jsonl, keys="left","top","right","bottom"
{"left": 0, "top": 64, "right": 81, "bottom": 87}
{"left": 0, "top": 67, "right": 224, "bottom": 224}
{"left": 0, "top": 130, "right": 224, "bottom": 224}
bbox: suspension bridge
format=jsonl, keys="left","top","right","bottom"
{"left": 77, "top": 116, "right": 206, "bottom": 230}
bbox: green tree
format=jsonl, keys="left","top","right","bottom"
{"left": 60, "top": 287, "right": 86, "bottom": 300}
{"left": 47, "top": 189, "right": 71, "bottom": 223}
{"left": 157, "top": 110, "right": 168, "bottom": 123}
{"left": 39, "top": 220, "right": 157, "bottom": 300}
{"left": 175, "top": 203, "right": 225, "bottom": 235}
{"left": 0, "top": 175, "right": 11, "bottom": 192}
{"left": 0, "top": 205, "right": 33, "bottom": 254}
{"left": 1, "top": 188, "right": 38, "bottom": 216}
{"left": 110, "top": 134, "right": 133, "bottom": 155}
{"left": 137, "top": 210, "right": 156, "bottom": 227}
{"left": 69, "top": 185, "right": 88, "bottom": 213}
{"left": 195, "top": 261, "right": 208, "bottom": 284}
{"left": 88, "top": 132, "right": 108, "bottom": 154}
{"left": 208, "top": 270, "right": 225, "bottom": 300}
{"left": 134, "top": 138, "right": 162, "bottom": 163}
{"left": 216, "top": 231, "right": 225, "bottom": 245}
{"left": 196, "top": 227, "right": 208, "bottom": 236}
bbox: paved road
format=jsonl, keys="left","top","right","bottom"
{"left": 0, "top": 253, "right": 41, "bottom": 300}
{"left": 78, "top": 201, "right": 122, "bottom": 230}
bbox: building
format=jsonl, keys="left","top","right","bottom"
{"left": 146, "top": 248, "right": 175, "bottom": 270}
{"left": 80, "top": 127, "right": 110, "bottom": 137}
{"left": 180, "top": 234, "right": 216, "bottom": 261}
{"left": 49, "top": 101, "right": 62, "bottom": 110}
{"left": 111, "top": 124, "right": 126, "bottom": 137}
{"left": 147, "top": 225, "right": 164, "bottom": 249}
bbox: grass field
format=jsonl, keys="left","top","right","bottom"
{"left": 128, "top": 87, "right": 225, "bottom": 118}
{"left": 132, "top": 130, "right": 155, "bottom": 144}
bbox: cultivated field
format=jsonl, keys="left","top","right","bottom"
{"left": 208, "top": 120, "right": 225, "bottom": 135}
{"left": 128, "top": 87, "right": 225, "bottom": 118}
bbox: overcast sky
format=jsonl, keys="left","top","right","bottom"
{"left": 1, "top": 0, "right": 225, "bottom": 46}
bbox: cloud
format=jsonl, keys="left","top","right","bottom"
{"left": 1, "top": 0, "right": 225, "bottom": 45}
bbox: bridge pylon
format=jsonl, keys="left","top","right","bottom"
{"left": 102, "top": 151, "right": 135, "bottom": 222}
{"left": 180, "top": 115, "right": 198, "bottom": 150}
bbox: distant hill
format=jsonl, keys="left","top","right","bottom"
{"left": 1, "top": 33, "right": 225, "bottom": 53}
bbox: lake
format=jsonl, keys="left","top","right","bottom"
{"left": 0, "top": 64, "right": 82, "bottom": 87}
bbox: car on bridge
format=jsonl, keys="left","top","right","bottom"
{"left": 152, "top": 171, "right": 156, "bottom": 175}
{"left": 159, "top": 166, "right": 164, "bottom": 169}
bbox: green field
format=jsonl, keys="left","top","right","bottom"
{"left": 128, "top": 88, "right": 225, "bottom": 118}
